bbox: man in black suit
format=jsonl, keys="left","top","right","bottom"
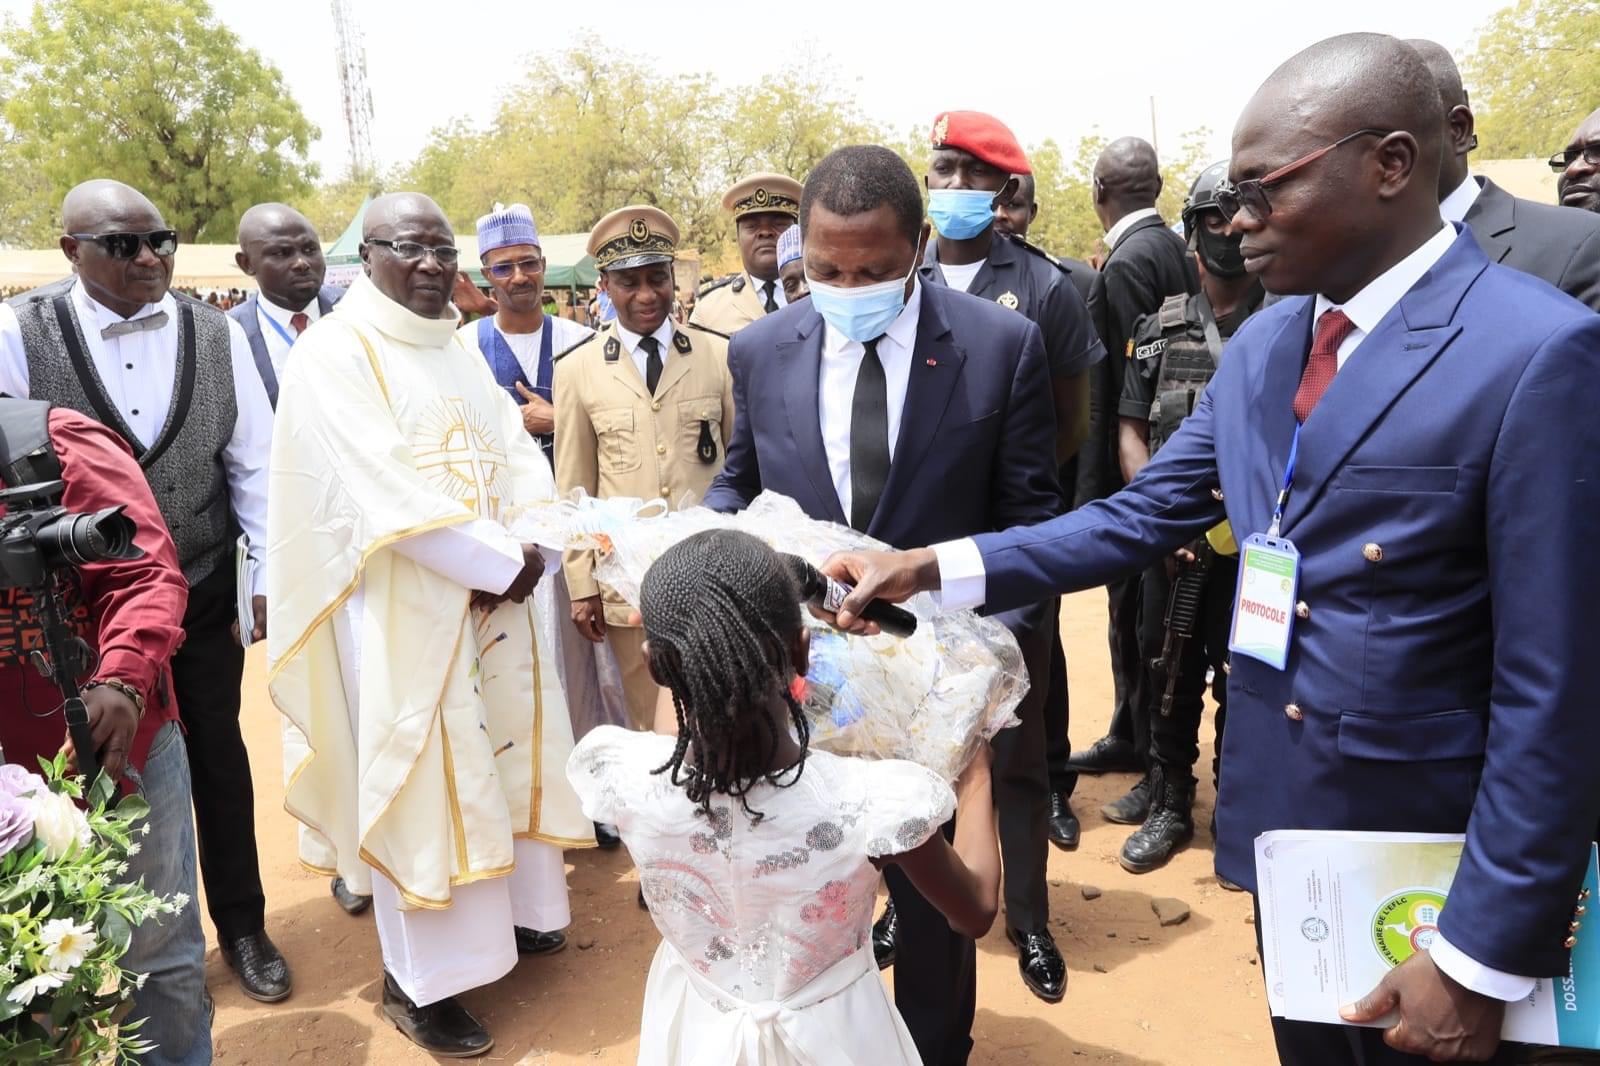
{"left": 703, "top": 144, "right": 1061, "bottom": 1066}
{"left": 231, "top": 203, "right": 345, "bottom": 408}
{"left": 1409, "top": 40, "right": 1600, "bottom": 312}
{"left": 1071, "top": 138, "right": 1199, "bottom": 815}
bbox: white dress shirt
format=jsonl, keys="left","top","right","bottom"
{"left": 937, "top": 259, "right": 985, "bottom": 294}
{"left": 1439, "top": 173, "right": 1482, "bottom": 226}
{"left": 750, "top": 272, "right": 789, "bottom": 310}
{"left": 476, "top": 314, "right": 594, "bottom": 385}
{"left": 817, "top": 280, "right": 923, "bottom": 518}
{"left": 1103, "top": 207, "right": 1162, "bottom": 252}
{"left": 0, "top": 281, "right": 274, "bottom": 596}
{"left": 932, "top": 222, "right": 1534, "bottom": 1000}
{"left": 255, "top": 293, "right": 322, "bottom": 381}
{"left": 613, "top": 316, "right": 679, "bottom": 384}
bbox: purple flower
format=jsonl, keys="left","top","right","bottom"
{"left": 0, "top": 764, "right": 46, "bottom": 799}
{"left": 0, "top": 791, "right": 34, "bottom": 857}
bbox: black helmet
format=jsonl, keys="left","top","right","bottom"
{"left": 1183, "top": 160, "right": 1246, "bottom": 279}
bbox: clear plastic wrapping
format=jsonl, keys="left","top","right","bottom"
{"left": 508, "top": 491, "right": 1026, "bottom": 782}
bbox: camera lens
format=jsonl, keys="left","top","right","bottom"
{"left": 38, "top": 507, "right": 140, "bottom": 566}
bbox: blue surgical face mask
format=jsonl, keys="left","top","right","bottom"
{"left": 806, "top": 253, "right": 919, "bottom": 343}
{"left": 927, "top": 187, "right": 997, "bottom": 240}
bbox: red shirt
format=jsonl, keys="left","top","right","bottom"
{"left": 0, "top": 409, "right": 188, "bottom": 772}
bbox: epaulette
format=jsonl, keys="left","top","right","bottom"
{"left": 696, "top": 273, "right": 740, "bottom": 298}
{"left": 553, "top": 333, "right": 600, "bottom": 363}
{"left": 1009, "top": 233, "right": 1071, "bottom": 276}
{"left": 683, "top": 322, "right": 729, "bottom": 341}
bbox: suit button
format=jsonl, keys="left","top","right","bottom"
{"left": 1222, "top": 661, "right": 1231, "bottom": 676}
{"left": 652, "top": 401, "right": 662, "bottom": 412}
{"left": 1211, "top": 487, "right": 1224, "bottom": 501}
{"left": 660, "top": 486, "right": 669, "bottom": 497}
{"left": 656, "top": 444, "right": 666, "bottom": 455}
{"left": 1567, "top": 935, "right": 1579, "bottom": 949}
{"left": 1285, "top": 702, "right": 1304, "bottom": 721}
{"left": 1362, "top": 542, "right": 1384, "bottom": 562}
{"left": 1295, "top": 601, "right": 1310, "bottom": 620}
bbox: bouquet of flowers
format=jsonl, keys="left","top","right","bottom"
{"left": 0, "top": 757, "right": 188, "bottom": 1064}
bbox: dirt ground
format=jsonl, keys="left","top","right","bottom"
{"left": 206, "top": 588, "right": 1277, "bottom": 1065}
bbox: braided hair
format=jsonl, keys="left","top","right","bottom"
{"left": 640, "top": 529, "right": 810, "bottom": 821}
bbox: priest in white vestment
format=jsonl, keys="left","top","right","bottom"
{"left": 266, "top": 193, "right": 593, "bottom": 1058}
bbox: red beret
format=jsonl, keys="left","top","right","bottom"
{"left": 931, "top": 110, "right": 1031, "bottom": 175}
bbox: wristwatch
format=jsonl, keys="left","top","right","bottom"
{"left": 83, "top": 679, "right": 146, "bottom": 719}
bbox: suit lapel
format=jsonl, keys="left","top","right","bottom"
{"left": 779, "top": 311, "right": 847, "bottom": 525}
{"left": 870, "top": 287, "right": 964, "bottom": 537}
{"left": 1463, "top": 178, "right": 1514, "bottom": 264}
{"left": 652, "top": 328, "right": 696, "bottom": 399}
{"left": 604, "top": 324, "right": 650, "bottom": 400}
{"left": 1243, "top": 299, "right": 1315, "bottom": 532}
{"left": 1279, "top": 234, "right": 1486, "bottom": 535}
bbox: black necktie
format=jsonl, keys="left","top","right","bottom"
{"left": 639, "top": 335, "right": 663, "bottom": 394}
{"left": 762, "top": 280, "right": 779, "bottom": 314}
{"left": 849, "top": 338, "right": 890, "bottom": 532}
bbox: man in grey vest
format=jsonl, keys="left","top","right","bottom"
{"left": 230, "top": 203, "right": 344, "bottom": 408}
{"left": 0, "top": 179, "right": 289, "bottom": 1004}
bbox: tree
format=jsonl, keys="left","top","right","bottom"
{"left": 0, "top": 0, "right": 318, "bottom": 244}
{"left": 1464, "top": 0, "right": 1600, "bottom": 158}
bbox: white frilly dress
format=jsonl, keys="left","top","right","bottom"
{"left": 567, "top": 726, "right": 957, "bottom": 1066}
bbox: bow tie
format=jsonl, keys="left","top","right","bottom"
{"left": 101, "top": 311, "right": 168, "bottom": 339}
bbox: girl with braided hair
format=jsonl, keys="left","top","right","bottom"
{"left": 567, "top": 529, "right": 1001, "bottom": 1066}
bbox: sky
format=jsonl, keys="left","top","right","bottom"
{"left": 1, "top": 0, "right": 1515, "bottom": 178}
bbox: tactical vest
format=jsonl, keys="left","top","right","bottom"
{"left": 8, "top": 280, "right": 240, "bottom": 586}
{"left": 1146, "top": 293, "right": 1224, "bottom": 456}
{"left": 0, "top": 397, "right": 91, "bottom": 669}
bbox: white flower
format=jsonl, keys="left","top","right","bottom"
{"left": 38, "top": 918, "right": 97, "bottom": 972}
{"left": 28, "top": 789, "right": 92, "bottom": 860}
{"left": 7, "top": 969, "right": 67, "bottom": 1005}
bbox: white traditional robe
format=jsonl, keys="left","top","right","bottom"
{"left": 267, "top": 275, "right": 592, "bottom": 1005}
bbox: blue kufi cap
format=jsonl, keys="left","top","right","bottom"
{"left": 476, "top": 202, "right": 540, "bottom": 257}
{"left": 776, "top": 224, "right": 803, "bottom": 270}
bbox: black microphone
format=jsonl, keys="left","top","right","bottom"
{"left": 783, "top": 554, "right": 918, "bottom": 638}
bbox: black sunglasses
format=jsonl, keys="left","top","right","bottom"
{"left": 484, "top": 256, "right": 545, "bottom": 280}
{"left": 365, "top": 238, "right": 460, "bottom": 265}
{"left": 1213, "top": 129, "right": 1392, "bottom": 222}
{"left": 69, "top": 230, "right": 178, "bottom": 259}
{"left": 1548, "top": 143, "right": 1600, "bottom": 173}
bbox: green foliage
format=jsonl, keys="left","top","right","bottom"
{"left": 1464, "top": 0, "right": 1600, "bottom": 158}
{"left": 0, "top": 0, "right": 318, "bottom": 244}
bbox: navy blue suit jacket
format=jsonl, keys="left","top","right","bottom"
{"left": 704, "top": 283, "right": 1061, "bottom": 621}
{"left": 229, "top": 285, "right": 344, "bottom": 407}
{"left": 971, "top": 230, "right": 1600, "bottom": 977}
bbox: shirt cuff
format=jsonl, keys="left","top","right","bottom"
{"left": 930, "top": 538, "right": 986, "bottom": 612}
{"left": 1429, "top": 934, "right": 1537, "bottom": 1003}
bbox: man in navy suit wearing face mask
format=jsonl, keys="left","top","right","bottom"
{"left": 703, "top": 144, "right": 1061, "bottom": 1066}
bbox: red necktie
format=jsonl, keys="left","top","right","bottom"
{"left": 1293, "top": 309, "right": 1355, "bottom": 422}
{"left": 290, "top": 312, "right": 309, "bottom": 337}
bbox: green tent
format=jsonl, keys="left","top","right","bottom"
{"left": 323, "top": 196, "right": 598, "bottom": 289}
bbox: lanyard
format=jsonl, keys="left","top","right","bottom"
{"left": 261, "top": 308, "right": 299, "bottom": 348}
{"left": 1268, "top": 424, "right": 1301, "bottom": 538}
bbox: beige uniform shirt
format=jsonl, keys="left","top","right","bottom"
{"left": 689, "top": 273, "right": 771, "bottom": 336}
{"left": 554, "top": 320, "right": 734, "bottom": 624}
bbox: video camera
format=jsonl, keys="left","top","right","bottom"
{"left": 0, "top": 479, "right": 142, "bottom": 784}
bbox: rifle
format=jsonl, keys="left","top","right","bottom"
{"left": 1152, "top": 538, "right": 1216, "bottom": 718}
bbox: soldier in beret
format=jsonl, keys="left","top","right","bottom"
{"left": 690, "top": 173, "right": 803, "bottom": 337}
{"left": 554, "top": 206, "right": 734, "bottom": 730}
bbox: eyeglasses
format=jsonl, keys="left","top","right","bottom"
{"left": 365, "top": 238, "right": 460, "bottom": 265}
{"left": 68, "top": 230, "right": 178, "bottom": 259}
{"left": 1213, "top": 129, "right": 1392, "bottom": 222}
{"left": 1548, "top": 143, "right": 1600, "bottom": 173}
{"left": 484, "top": 256, "right": 545, "bottom": 280}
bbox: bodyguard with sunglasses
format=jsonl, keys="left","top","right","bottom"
{"left": 0, "top": 179, "right": 289, "bottom": 1009}
{"left": 822, "top": 33, "right": 1600, "bottom": 1064}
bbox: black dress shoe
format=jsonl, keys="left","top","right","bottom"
{"left": 331, "top": 876, "right": 372, "bottom": 916}
{"left": 1047, "top": 792, "right": 1080, "bottom": 851}
{"left": 594, "top": 822, "right": 622, "bottom": 850}
{"left": 220, "top": 931, "right": 292, "bottom": 1003}
{"left": 1065, "top": 734, "right": 1142, "bottom": 776}
{"left": 514, "top": 927, "right": 567, "bottom": 955}
{"left": 872, "top": 899, "right": 898, "bottom": 970}
{"left": 1119, "top": 766, "right": 1195, "bottom": 874}
{"left": 1007, "top": 926, "right": 1067, "bottom": 1003}
{"left": 1101, "top": 772, "right": 1152, "bottom": 825}
{"left": 381, "top": 971, "right": 492, "bottom": 1058}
